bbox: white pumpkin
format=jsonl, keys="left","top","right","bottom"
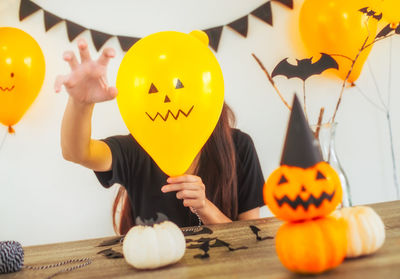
{"left": 332, "top": 206, "right": 385, "bottom": 258}
{"left": 122, "top": 221, "right": 186, "bottom": 269}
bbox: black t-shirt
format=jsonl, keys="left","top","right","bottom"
{"left": 94, "top": 128, "right": 265, "bottom": 227}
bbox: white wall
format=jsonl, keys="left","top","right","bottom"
{"left": 0, "top": 0, "right": 399, "bottom": 246}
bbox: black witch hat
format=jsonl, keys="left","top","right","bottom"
{"left": 280, "top": 95, "right": 323, "bottom": 168}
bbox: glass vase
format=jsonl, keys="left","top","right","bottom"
{"left": 312, "top": 122, "right": 353, "bottom": 207}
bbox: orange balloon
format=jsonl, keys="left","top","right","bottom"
{"left": 299, "top": 0, "right": 378, "bottom": 83}
{"left": 0, "top": 27, "right": 45, "bottom": 131}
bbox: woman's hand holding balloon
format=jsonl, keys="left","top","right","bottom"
{"left": 162, "top": 175, "right": 232, "bottom": 224}
{"left": 55, "top": 38, "right": 118, "bottom": 104}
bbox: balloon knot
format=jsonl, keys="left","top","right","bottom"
{"left": 8, "top": 126, "right": 15, "bottom": 134}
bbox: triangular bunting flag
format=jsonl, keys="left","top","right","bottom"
{"left": 272, "top": 0, "right": 293, "bottom": 9}
{"left": 90, "top": 29, "right": 113, "bottom": 51}
{"left": 280, "top": 95, "right": 323, "bottom": 168}
{"left": 44, "top": 11, "right": 63, "bottom": 32}
{"left": 227, "top": 16, "right": 248, "bottom": 38}
{"left": 117, "top": 35, "right": 140, "bottom": 52}
{"left": 203, "top": 26, "right": 223, "bottom": 52}
{"left": 19, "top": 0, "right": 41, "bottom": 21}
{"left": 251, "top": 2, "right": 273, "bottom": 26}
{"left": 66, "top": 20, "right": 86, "bottom": 42}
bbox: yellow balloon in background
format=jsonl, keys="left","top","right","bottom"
{"left": 0, "top": 27, "right": 45, "bottom": 132}
{"left": 371, "top": 0, "right": 400, "bottom": 24}
{"left": 299, "top": 0, "right": 378, "bottom": 83}
{"left": 117, "top": 31, "right": 224, "bottom": 176}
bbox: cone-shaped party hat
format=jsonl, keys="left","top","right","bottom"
{"left": 280, "top": 95, "right": 323, "bottom": 168}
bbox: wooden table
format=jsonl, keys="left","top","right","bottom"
{"left": 3, "top": 201, "right": 400, "bottom": 279}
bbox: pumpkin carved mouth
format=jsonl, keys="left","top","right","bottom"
{"left": 274, "top": 190, "right": 336, "bottom": 210}
{"left": 0, "top": 85, "right": 15, "bottom": 92}
{"left": 145, "top": 105, "right": 194, "bottom": 122}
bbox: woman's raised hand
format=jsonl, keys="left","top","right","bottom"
{"left": 55, "top": 38, "right": 118, "bottom": 104}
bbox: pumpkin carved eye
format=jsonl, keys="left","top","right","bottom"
{"left": 316, "top": 171, "right": 326, "bottom": 180}
{"left": 278, "top": 175, "right": 288, "bottom": 185}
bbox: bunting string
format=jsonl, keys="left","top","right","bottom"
{"left": 19, "top": 0, "right": 292, "bottom": 52}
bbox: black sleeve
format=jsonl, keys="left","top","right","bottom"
{"left": 235, "top": 130, "right": 265, "bottom": 214}
{"left": 94, "top": 135, "right": 138, "bottom": 188}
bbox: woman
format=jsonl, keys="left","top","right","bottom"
{"left": 56, "top": 38, "right": 265, "bottom": 235}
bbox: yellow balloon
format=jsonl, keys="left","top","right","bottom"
{"left": 371, "top": 0, "right": 400, "bottom": 24}
{"left": 116, "top": 31, "right": 224, "bottom": 176}
{"left": 299, "top": 0, "right": 378, "bottom": 83}
{"left": 0, "top": 27, "right": 45, "bottom": 131}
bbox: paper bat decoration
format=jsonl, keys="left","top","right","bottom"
{"left": 187, "top": 238, "right": 217, "bottom": 249}
{"left": 249, "top": 225, "right": 274, "bottom": 241}
{"left": 97, "top": 236, "right": 125, "bottom": 247}
{"left": 210, "top": 239, "right": 248, "bottom": 251}
{"left": 97, "top": 248, "right": 124, "bottom": 259}
{"left": 187, "top": 237, "right": 248, "bottom": 251}
{"left": 182, "top": 226, "right": 213, "bottom": 236}
{"left": 271, "top": 53, "right": 339, "bottom": 81}
{"left": 193, "top": 241, "right": 210, "bottom": 259}
{"left": 358, "top": 7, "right": 382, "bottom": 21}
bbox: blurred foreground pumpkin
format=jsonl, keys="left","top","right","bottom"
{"left": 332, "top": 206, "right": 385, "bottom": 258}
{"left": 276, "top": 217, "right": 347, "bottom": 274}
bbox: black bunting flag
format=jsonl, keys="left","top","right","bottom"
{"left": 43, "top": 11, "right": 63, "bottom": 32}
{"left": 251, "top": 2, "right": 273, "bottom": 26}
{"left": 90, "top": 30, "right": 113, "bottom": 51}
{"left": 19, "top": 0, "right": 293, "bottom": 52}
{"left": 227, "top": 16, "right": 248, "bottom": 38}
{"left": 203, "top": 26, "right": 224, "bottom": 52}
{"left": 117, "top": 35, "right": 141, "bottom": 52}
{"left": 273, "top": 0, "right": 293, "bottom": 9}
{"left": 19, "top": 0, "right": 40, "bottom": 21}
{"left": 66, "top": 20, "right": 86, "bottom": 42}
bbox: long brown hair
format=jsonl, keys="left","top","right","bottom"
{"left": 112, "top": 103, "right": 237, "bottom": 235}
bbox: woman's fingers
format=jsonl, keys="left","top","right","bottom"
{"left": 167, "top": 175, "right": 202, "bottom": 184}
{"left": 77, "top": 38, "right": 91, "bottom": 63}
{"left": 107, "top": 86, "right": 118, "bottom": 99}
{"left": 54, "top": 74, "right": 69, "bottom": 93}
{"left": 161, "top": 182, "right": 203, "bottom": 193}
{"left": 176, "top": 189, "right": 203, "bottom": 200}
{"left": 97, "top": 47, "right": 115, "bottom": 66}
{"left": 63, "top": 51, "right": 79, "bottom": 70}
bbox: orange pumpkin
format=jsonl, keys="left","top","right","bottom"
{"left": 264, "top": 161, "right": 342, "bottom": 221}
{"left": 276, "top": 216, "right": 347, "bottom": 274}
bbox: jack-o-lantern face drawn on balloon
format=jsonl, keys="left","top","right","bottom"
{"left": 0, "top": 72, "right": 15, "bottom": 92}
{"left": 0, "top": 27, "right": 45, "bottom": 132}
{"left": 264, "top": 162, "right": 342, "bottom": 221}
{"left": 117, "top": 30, "right": 224, "bottom": 176}
{"left": 144, "top": 78, "right": 194, "bottom": 122}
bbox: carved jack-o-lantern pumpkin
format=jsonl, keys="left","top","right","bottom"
{"left": 263, "top": 96, "right": 343, "bottom": 222}
{"left": 264, "top": 161, "right": 342, "bottom": 221}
